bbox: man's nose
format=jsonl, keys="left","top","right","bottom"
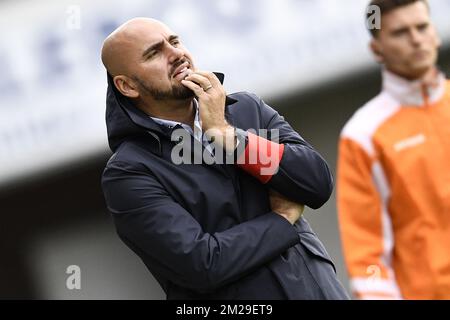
{"left": 409, "top": 28, "right": 423, "bottom": 46}
{"left": 167, "top": 45, "right": 184, "bottom": 63}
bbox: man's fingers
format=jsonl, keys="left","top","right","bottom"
{"left": 269, "top": 190, "right": 282, "bottom": 197}
{"left": 184, "top": 73, "right": 212, "bottom": 91}
{"left": 194, "top": 70, "right": 222, "bottom": 87}
{"left": 269, "top": 189, "right": 305, "bottom": 214}
{"left": 181, "top": 79, "right": 206, "bottom": 97}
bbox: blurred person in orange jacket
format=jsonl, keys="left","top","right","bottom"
{"left": 337, "top": 0, "right": 450, "bottom": 299}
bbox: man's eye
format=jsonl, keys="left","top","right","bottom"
{"left": 392, "top": 29, "right": 407, "bottom": 37}
{"left": 417, "top": 24, "right": 428, "bottom": 32}
{"left": 171, "top": 40, "right": 180, "bottom": 46}
{"left": 147, "top": 51, "right": 157, "bottom": 59}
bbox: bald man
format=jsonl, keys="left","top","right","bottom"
{"left": 101, "top": 18, "right": 348, "bottom": 300}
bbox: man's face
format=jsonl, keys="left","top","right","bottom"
{"left": 371, "top": 1, "right": 441, "bottom": 79}
{"left": 128, "top": 22, "right": 196, "bottom": 100}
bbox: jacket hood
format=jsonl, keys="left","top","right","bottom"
{"left": 105, "top": 72, "right": 236, "bottom": 152}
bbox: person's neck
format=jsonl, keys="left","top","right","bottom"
{"left": 136, "top": 97, "right": 195, "bottom": 128}
{"left": 387, "top": 66, "right": 438, "bottom": 85}
{"left": 421, "top": 67, "right": 439, "bottom": 87}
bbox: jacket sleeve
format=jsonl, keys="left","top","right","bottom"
{"left": 101, "top": 160, "right": 300, "bottom": 293}
{"left": 337, "top": 137, "right": 402, "bottom": 300}
{"left": 236, "top": 96, "right": 333, "bottom": 209}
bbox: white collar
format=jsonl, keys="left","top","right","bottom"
{"left": 149, "top": 100, "right": 203, "bottom": 142}
{"left": 150, "top": 99, "right": 200, "bottom": 128}
{"left": 382, "top": 68, "right": 446, "bottom": 107}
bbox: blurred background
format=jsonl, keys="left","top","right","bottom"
{"left": 1, "top": 0, "right": 450, "bottom": 299}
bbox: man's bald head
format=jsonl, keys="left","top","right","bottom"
{"left": 100, "top": 17, "right": 195, "bottom": 103}
{"left": 101, "top": 18, "right": 171, "bottom": 76}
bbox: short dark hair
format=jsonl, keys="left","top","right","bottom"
{"left": 367, "top": 0, "right": 429, "bottom": 37}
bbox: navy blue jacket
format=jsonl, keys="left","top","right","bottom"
{"left": 101, "top": 74, "right": 349, "bottom": 299}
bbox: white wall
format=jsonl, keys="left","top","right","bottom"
{"left": 1, "top": 0, "right": 450, "bottom": 185}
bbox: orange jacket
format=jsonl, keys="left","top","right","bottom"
{"left": 337, "top": 69, "right": 450, "bottom": 299}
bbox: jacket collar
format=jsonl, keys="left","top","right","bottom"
{"left": 123, "top": 93, "right": 239, "bottom": 137}
{"left": 382, "top": 68, "right": 446, "bottom": 107}
{"left": 105, "top": 72, "right": 238, "bottom": 153}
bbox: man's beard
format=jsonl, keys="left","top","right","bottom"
{"left": 133, "top": 76, "right": 194, "bottom": 100}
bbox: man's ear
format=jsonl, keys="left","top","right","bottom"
{"left": 370, "top": 39, "right": 384, "bottom": 64}
{"left": 113, "top": 75, "right": 139, "bottom": 98}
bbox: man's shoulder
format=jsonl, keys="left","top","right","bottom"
{"left": 227, "top": 91, "right": 277, "bottom": 117}
{"left": 445, "top": 78, "right": 450, "bottom": 90}
{"left": 226, "top": 91, "right": 278, "bottom": 128}
{"left": 339, "top": 92, "right": 402, "bottom": 156}
{"left": 341, "top": 92, "right": 400, "bottom": 141}
{"left": 104, "top": 139, "right": 152, "bottom": 170}
{"left": 227, "top": 91, "right": 261, "bottom": 106}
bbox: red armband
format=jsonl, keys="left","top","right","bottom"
{"left": 237, "top": 131, "right": 285, "bottom": 184}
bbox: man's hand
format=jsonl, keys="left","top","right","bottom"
{"left": 270, "top": 190, "right": 305, "bottom": 225}
{"left": 181, "top": 70, "right": 226, "bottom": 131}
{"left": 181, "top": 71, "right": 236, "bottom": 152}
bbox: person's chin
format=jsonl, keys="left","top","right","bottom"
{"left": 413, "top": 60, "right": 434, "bottom": 73}
{"left": 404, "top": 64, "right": 433, "bottom": 80}
{"left": 411, "top": 52, "right": 436, "bottom": 68}
{"left": 173, "top": 85, "right": 195, "bottom": 100}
